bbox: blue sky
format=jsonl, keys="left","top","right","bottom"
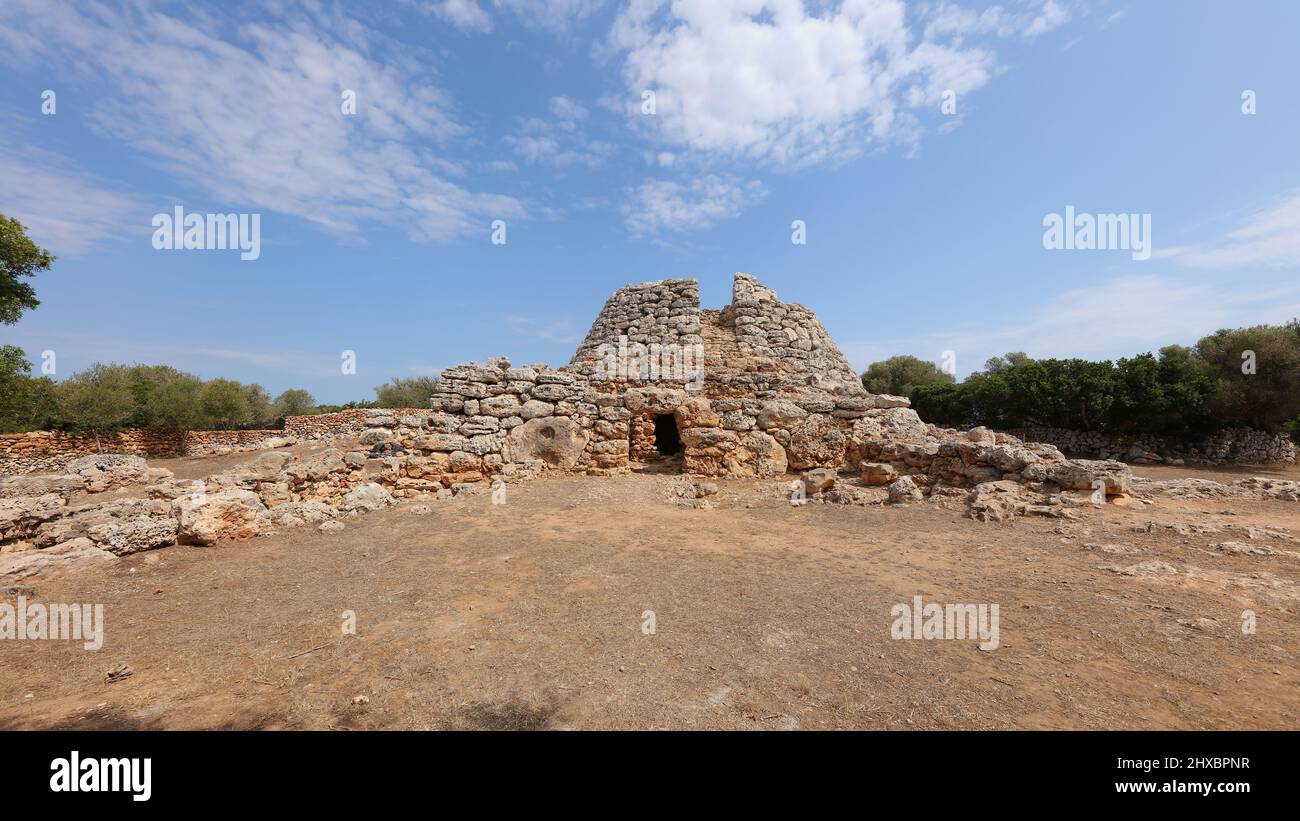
{"left": 2, "top": 0, "right": 1299, "bottom": 404}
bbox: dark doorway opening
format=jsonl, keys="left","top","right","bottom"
{"left": 653, "top": 414, "right": 681, "bottom": 456}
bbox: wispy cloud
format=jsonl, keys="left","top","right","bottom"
{"left": 0, "top": 145, "right": 148, "bottom": 256}
{"left": 624, "top": 175, "right": 766, "bottom": 236}
{"left": 426, "top": 0, "right": 606, "bottom": 33}
{"left": 839, "top": 273, "right": 1300, "bottom": 376}
{"left": 0, "top": 1, "right": 523, "bottom": 244}
{"left": 504, "top": 314, "right": 582, "bottom": 344}
{"left": 4, "top": 328, "right": 350, "bottom": 382}
{"left": 1158, "top": 190, "right": 1300, "bottom": 270}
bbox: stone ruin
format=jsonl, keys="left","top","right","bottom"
{"left": 28, "top": 272, "right": 1293, "bottom": 581}
{"left": 351, "top": 272, "right": 1139, "bottom": 509}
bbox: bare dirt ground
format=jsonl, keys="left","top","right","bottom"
{"left": 2, "top": 457, "right": 1298, "bottom": 730}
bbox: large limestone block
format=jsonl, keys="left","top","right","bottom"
{"left": 503, "top": 417, "right": 591, "bottom": 470}
{"left": 756, "top": 400, "right": 807, "bottom": 430}
{"left": 66, "top": 454, "right": 151, "bottom": 492}
{"left": 786, "top": 415, "right": 848, "bottom": 469}
{"left": 35, "top": 498, "right": 178, "bottom": 555}
{"left": 174, "top": 489, "right": 269, "bottom": 546}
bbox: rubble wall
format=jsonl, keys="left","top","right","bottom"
{"left": 1004, "top": 427, "right": 1296, "bottom": 465}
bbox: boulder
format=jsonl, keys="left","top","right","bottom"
{"left": 358, "top": 428, "right": 391, "bottom": 446}
{"left": 673, "top": 396, "right": 718, "bottom": 429}
{"left": 802, "top": 468, "right": 837, "bottom": 494}
{"left": 264, "top": 501, "right": 338, "bottom": 528}
{"left": 967, "top": 480, "right": 1030, "bottom": 522}
{"left": 858, "top": 461, "right": 898, "bottom": 486}
{"left": 519, "top": 400, "right": 555, "bottom": 420}
{"left": 0, "top": 537, "right": 115, "bottom": 583}
{"left": 35, "top": 498, "right": 178, "bottom": 555}
{"left": 339, "top": 483, "right": 396, "bottom": 513}
{"left": 887, "top": 475, "right": 924, "bottom": 504}
{"left": 0, "top": 493, "right": 67, "bottom": 543}
{"left": 742, "top": 431, "right": 787, "bottom": 478}
{"left": 244, "top": 451, "right": 294, "bottom": 480}
{"left": 786, "top": 415, "right": 847, "bottom": 469}
{"left": 174, "top": 490, "right": 269, "bottom": 546}
{"left": 65, "top": 454, "right": 151, "bottom": 492}
{"left": 280, "top": 449, "right": 346, "bottom": 484}
{"left": 479, "top": 395, "right": 523, "bottom": 418}
{"left": 850, "top": 408, "right": 930, "bottom": 444}
{"left": 503, "top": 417, "right": 591, "bottom": 470}
{"left": 0, "top": 474, "right": 83, "bottom": 500}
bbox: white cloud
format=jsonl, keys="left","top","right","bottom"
{"left": 432, "top": 0, "right": 494, "bottom": 32}
{"left": 608, "top": 0, "right": 1053, "bottom": 167}
{"left": 0, "top": 1, "right": 523, "bottom": 244}
{"left": 429, "top": 0, "right": 605, "bottom": 33}
{"left": 0, "top": 145, "right": 147, "bottom": 256}
{"left": 549, "top": 95, "right": 590, "bottom": 122}
{"left": 1024, "top": 0, "right": 1069, "bottom": 37}
{"left": 624, "top": 175, "right": 766, "bottom": 235}
{"left": 924, "top": 1, "right": 1069, "bottom": 40}
{"left": 839, "top": 273, "right": 1300, "bottom": 376}
{"left": 506, "top": 98, "right": 614, "bottom": 168}
{"left": 1158, "top": 190, "right": 1300, "bottom": 270}
{"left": 494, "top": 0, "right": 607, "bottom": 32}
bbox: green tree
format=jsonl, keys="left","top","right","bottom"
{"left": 860, "top": 355, "right": 954, "bottom": 397}
{"left": 127, "top": 364, "right": 203, "bottom": 429}
{"left": 0, "top": 214, "right": 53, "bottom": 324}
{"left": 374, "top": 376, "right": 438, "bottom": 408}
{"left": 980, "top": 351, "right": 1033, "bottom": 375}
{"left": 272, "top": 389, "right": 316, "bottom": 420}
{"left": 197, "top": 378, "right": 252, "bottom": 429}
{"left": 0, "top": 345, "right": 58, "bottom": 432}
{"left": 1195, "top": 321, "right": 1300, "bottom": 432}
{"left": 57, "top": 363, "right": 136, "bottom": 437}
{"left": 244, "top": 383, "right": 275, "bottom": 428}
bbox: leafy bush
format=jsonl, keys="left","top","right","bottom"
{"left": 374, "top": 376, "right": 438, "bottom": 408}
{"left": 860, "top": 355, "right": 954, "bottom": 396}
{"left": 886, "top": 323, "right": 1300, "bottom": 437}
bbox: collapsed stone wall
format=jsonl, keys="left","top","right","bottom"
{"left": 1003, "top": 427, "right": 1296, "bottom": 465}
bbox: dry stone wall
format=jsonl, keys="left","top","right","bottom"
{"left": 1003, "top": 427, "right": 1296, "bottom": 465}
{"left": 726, "top": 273, "right": 863, "bottom": 395}
{"left": 568, "top": 279, "right": 702, "bottom": 380}
{"left": 0, "top": 428, "right": 296, "bottom": 475}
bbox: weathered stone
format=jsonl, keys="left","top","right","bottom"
{"left": 503, "top": 417, "right": 591, "bottom": 470}
{"left": 887, "top": 475, "right": 924, "bottom": 504}
{"left": 786, "top": 415, "right": 847, "bottom": 469}
{"left": 339, "top": 483, "right": 396, "bottom": 513}
{"left": 66, "top": 454, "right": 151, "bottom": 493}
{"left": 174, "top": 490, "right": 268, "bottom": 546}
{"left": 756, "top": 400, "right": 807, "bottom": 430}
{"left": 802, "top": 468, "right": 837, "bottom": 494}
{"left": 519, "top": 400, "right": 555, "bottom": 420}
{"left": 858, "top": 461, "right": 898, "bottom": 486}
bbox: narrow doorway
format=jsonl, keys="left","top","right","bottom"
{"left": 653, "top": 414, "right": 681, "bottom": 456}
